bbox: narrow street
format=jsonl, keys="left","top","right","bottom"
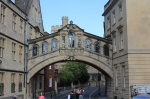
{"left": 44, "top": 86, "right": 106, "bottom": 99}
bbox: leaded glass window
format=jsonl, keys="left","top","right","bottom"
{"left": 51, "top": 38, "right": 57, "bottom": 51}
{"left": 68, "top": 30, "right": 74, "bottom": 48}
{"left": 33, "top": 44, "right": 38, "bottom": 56}
{"left": 42, "top": 41, "right": 48, "bottom": 54}
{"left": 85, "top": 39, "right": 91, "bottom": 50}
{"left": 62, "top": 36, "right": 65, "bottom": 48}
{"left": 78, "top": 36, "right": 81, "bottom": 48}
{"left": 95, "top": 42, "right": 100, "bottom": 54}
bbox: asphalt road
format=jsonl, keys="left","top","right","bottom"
{"left": 45, "top": 86, "right": 101, "bottom": 99}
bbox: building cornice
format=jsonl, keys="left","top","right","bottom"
{"left": 28, "top": 32, "right": 59, "bottom": 44}
{"left": 0, "top": 32, "right": 28, "bottom": 46}
{"left": 0, "top": 68, "right": 26, "bottom": 73}
{"left": 84, "top": 32, "right": 111, "bottom": 44}
{"left": 102, "top": 0, "right": 119, "bottom": 16}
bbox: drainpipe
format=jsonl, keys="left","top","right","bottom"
{"left": 24, "top": 17, "right": 29, "bottom": 98}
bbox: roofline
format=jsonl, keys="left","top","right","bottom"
{"left": 1, "top": 0, "right": 27, "bottom": 15}
{"left": 104, "top": 0, "right": 111, "bottom": 7}
{"left": 102, "top": 0, "right": 119, "bottom": 16}
{"left": 28, "top": 32, "right": 59, "bottom": 44}
{"left": 58, "top": 24, "right": 84, "bottom": 32}
{"left": 84, "top": 32, "right": 111, "bottom": 44}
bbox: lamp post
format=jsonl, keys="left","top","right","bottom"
{"left": 97, "top": 72, "right": 101, "bottom": 96}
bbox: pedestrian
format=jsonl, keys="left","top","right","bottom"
{"left": 38, "top": 92, "right": 45, "bottom": 99}
{"left": 74, "top": 87, "right": 80, "bottom": 99}
{"left": 88, "top": 82, "right": 90, "bottom": 89}
{"left": 13, "top": 95, "right": 17, "bottom": 99}
{"left": 68, "top": 91, "right": 76, "bottom": 99}
{"left": 79, "top": 88, "right": 84, "bottom": 99}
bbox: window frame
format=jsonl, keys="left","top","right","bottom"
{"left": 42, "top": 41, "right": 48, "bottom": 54}
{"left": 113, "top": 35, "right": 117, "bottom": 53}
{"left": 1, "top": 5, "right": 6, "bottom": 24}
{"left": 49, "top": 77, "right": 52, "bottom": 87}
{"left": 33, "top": 44, "right": 39, "bottom": 57}
{"left": 77, "top": 36, "right": 81, "bottom": 48}
{"left": 120, "top": 31, "right": 124, "bottom": 50}
{"left": 94, "top": 41, "right": 100, "bottom": 54}
{"left": 19, "top": 18, "right": 24, "bottom": 35}
{"left": 115, "top": 66, "right": 118, "bottom": 88}
{"left": 0, "top": 37, "right": 5, "bottom": 58}
{"left": 62, "top": 36, "right": 65, "bottom": 48}
{"left": 12, "top": 13, "right": 17, "bottom": 31}
{"left": 85, "top": 39, "right": 92, "bottom": 51}
{"left": 12, "top": 42, "right": 16, "bottom": 60}
{"left": 68, "top": 30, "right": 75, "bottom": 48}
{"left": 118, "top": 3, "right": 123, "bottom": 18}
{"left": 11, "top": 73, "right": 15, "bottom": 93}
{"left": 51, "top": 38, "right": 57, "bottom": 51}
{"left": 0, "top": 73, "right": 4, "bottom": 96}
{"left": 112, "top": 11, "right": 116, "bottom": 24}
{"left": 19, "top": 45, "right": 23, "bottom": 62}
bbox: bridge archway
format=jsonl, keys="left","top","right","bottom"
{"left": 27, "top": 49, "right": 113, "bottom": 83}
{"left": 27, "top": 21, "right": 113, "bottom": 87}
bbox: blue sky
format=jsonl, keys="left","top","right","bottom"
{"left": 40, "top": 0, "right": 108, "bottom": 37}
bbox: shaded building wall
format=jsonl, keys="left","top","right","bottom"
{"left": 44, "top": 64, "right": 55, "bottom": 92}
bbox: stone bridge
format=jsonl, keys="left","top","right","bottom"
{"left": 27, "top": 22, "right": 113, "bottom": 83}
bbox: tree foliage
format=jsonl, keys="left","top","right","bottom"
{"left": 59, "top": 61, "right": 90, "bottom": 86}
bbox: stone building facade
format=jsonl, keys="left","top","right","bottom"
{"left": 103, "top": 0, "right": 150, "bottom": 98}
{"left": 0, "top": 0, "right": 44, "bottom": 99}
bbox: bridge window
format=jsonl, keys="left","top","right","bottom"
{"left": 51, "top": 38, "right": 57, "bottom": 51}
{"left": 33, "top": 44, "right": 38, "bottom": 56}
{"left": 68, "top": 30, "right": 74, "bottom": 48}
{"left": 85, "top": 39, "right": 91, "bottom": 51}
{"left": 77, "top": 36, "right": 81, "bottom": 48}
{"left": 42, "top": 41, "right": 48, "bottom": 54}
{"left": 62, "top": 36, "right": 65, "bottom": 48}
{"left": 103, "top": 44, "right": 109, "bottom": 57}
{"left": 94, "top": 42, "right": 100, "bottom": 54}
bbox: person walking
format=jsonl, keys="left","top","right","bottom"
{"left": 88, "top": 82, "right": 91, "bottom": 89}
{"left": 38, "top": 92, "right": 45, "bottom": 99}
{"left": 74, "top": 87, "right": 80, "bottom": 99}
{"left": 68, "top": 91, "right": 76, "bottom": 99}
{"left": 79, "top": 88, "right": 84, "bottom": 99}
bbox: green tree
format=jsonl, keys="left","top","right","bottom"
{"left": 59, "top": 61, "right": 90, "bottom": 86}
{"left": 59, "top": 66, "right": 74, "bottom": 86}
{"left": 78, "top": 63, "right": 90, "bottom": 83}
